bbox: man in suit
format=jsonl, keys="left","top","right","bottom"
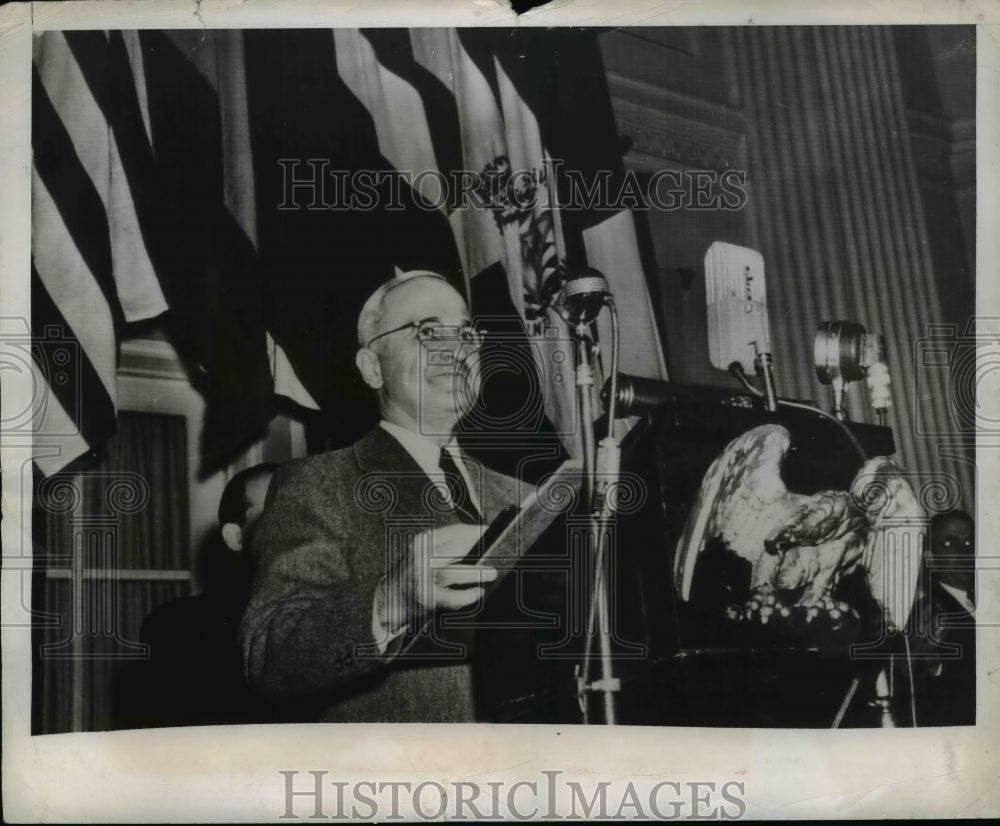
{"left": 905, "top": 509, "right": 976, "bottom": 726}
{"left": 240, "top": 271, "right": 523, "bottom": 722}
{"left": 115, "top": 463, "right": 277, "bottom": 728}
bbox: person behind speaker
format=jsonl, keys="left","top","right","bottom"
{"left": 113, "top": 462, "right": 277, "bottom": 728}
{"left": 903, "top": 509, "right": 976, "bottom": 726}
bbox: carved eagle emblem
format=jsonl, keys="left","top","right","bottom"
{"left": 675, "top": 425, "right": 924, "bottom": 630}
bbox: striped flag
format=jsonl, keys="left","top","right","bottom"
{"left": 31, "top": 27, "right": 667, "bottom": 474}
{"left": 242, "top": 28, "right": 467, "bottom": 448}
{"left": 487, "top": 28, "right": 668, "bottom": 385}
{"left": 31, "top": 31, "right": 158, "bottom": 476}
{"left": 31, "top": 30, "right": 276, "bottom": 476}
{"left": 331, "top": 27, "right": 576, "bottom": 456}
{"left": 331, "top": 27, "right": 668, "bottom": 454}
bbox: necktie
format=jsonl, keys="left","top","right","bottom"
{"left": 439, "top": 447, "right": 482, "bottom": 524}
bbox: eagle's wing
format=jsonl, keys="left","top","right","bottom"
{"left": 850, "top": 456, "right": 926, "bottom": 629}
{"left": 674, "top": 425, "right": 795, "bottom": 600}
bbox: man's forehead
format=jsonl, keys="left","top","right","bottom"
{"left": 381, "top": 277, "right": 468, "bottom": 322}
{"left": 932, "top": 515, "right": 974, "bottom": 547}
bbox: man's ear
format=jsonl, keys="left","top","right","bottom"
{"left": 221, "top": 522, "right": 243, "bottom": 552}
{"left": 356, "top": 347, "right": 383, "bottom": 389}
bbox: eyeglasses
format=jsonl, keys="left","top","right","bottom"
{"left": 365, "top": 317, "right": 486, "bottom": 349}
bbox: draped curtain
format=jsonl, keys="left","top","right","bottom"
{"left": 730, "top": 26, "right": 974, "bottom": 510}
{"left": 41, "top": 412, "right": 190, "bottom": 570}
{"left": 34, "top": 411, "right": 190, "bottom": 733}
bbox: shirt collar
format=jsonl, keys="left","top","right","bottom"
{"left": 379, "top": 421, "right": 482, "bottom": 514}
{"left": 939, "top": 582, "right": 975, "bottom": 615}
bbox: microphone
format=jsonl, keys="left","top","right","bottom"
{"left": 600, "top": 373, "right": 810, "bottom": 417}
{"left": 600, "top": 374, "right": 747, "bottom": 417}
{"left": 863, "top": 333, "right": 892, "bottom": 426}
{"left": 704, "top": 242, "right": 778, "bottom": 410}
{"left": 704, "top": 242, "right": 771, "bottom": 373}
{"left": 814, "top": 320, "right": 868, "bottom": 385}
{"left": 552, "top": 267, "right": 611, "bottom": 327}
{"left": 600, "top": 374, "right": 670, "bottom": 416}
{"left": 814, "top": 321, "right": 892, "bottom": 423}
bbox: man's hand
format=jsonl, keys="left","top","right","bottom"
{"left": 376, "top": 523, "right": 498, "bottom": 636}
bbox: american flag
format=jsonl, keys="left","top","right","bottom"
{"left": 31, "top": 27, "right": 667, "bottom": 475}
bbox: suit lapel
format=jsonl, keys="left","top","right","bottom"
{"left": 352, "top": 426, "right": 456, "bottom": 526}
{"left": 352, "top": 424, "right": 522, "bottom": 525}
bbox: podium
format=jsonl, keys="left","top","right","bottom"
{"left": 476, "top": 381, "right": 901, "bottom": 727}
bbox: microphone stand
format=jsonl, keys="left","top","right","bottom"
{"left": 575, "top": 325, "right": 598, "bottom": 507}
{"left": 571, "top": 299, "right": 622, "bottom": 725}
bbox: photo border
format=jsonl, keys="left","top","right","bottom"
{"left": 2, "top": 0, "right": 998, "bottom": 820}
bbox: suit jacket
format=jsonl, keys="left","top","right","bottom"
{"left": 903, "top": 579, "right": 976, "bottom": 727}
{"left": 240, "top": 425, "right": 523, "bottom": 722}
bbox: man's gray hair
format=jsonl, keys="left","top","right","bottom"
{"left": 356, "top": 270, "right": 449, "bottom": 347}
